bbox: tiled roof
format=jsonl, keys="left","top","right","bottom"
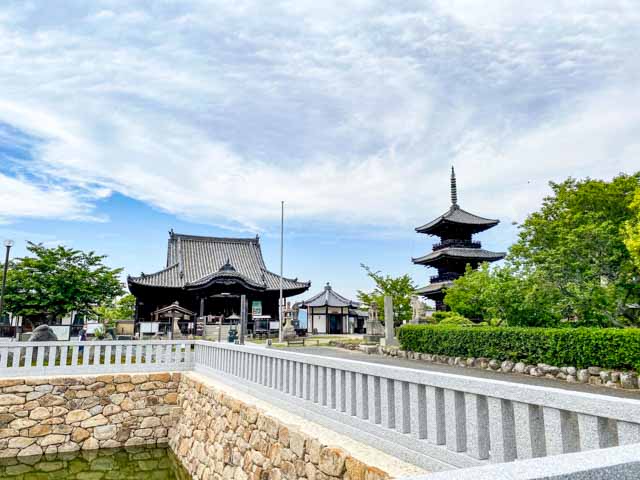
{"left": 415, "top": 281, "right": 452, "bottom": 295}
{"left": 150, "top": 302, "right": 196, "bottom": 316}
{"left": 412, "top": 247, "right": 506, "bottom": 265}
{"left": 128, "top": 232, "right": 310, "bottom": 293}
{"left": 415, "top": 205, "right": 499, "bottom": 235}
{"left": 299, "top": 283, "right": 360, "bottom": 308}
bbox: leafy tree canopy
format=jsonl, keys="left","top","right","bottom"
{"left": 94, "top": 293, "right": 136, "bottom": 324}
{"left": 624, "top": 187, "right": 640, "bottom": 271}
{"left": 357, "top": 264, "right": 417, "bottom": 325}
{"left": 446, "top": 173, "right": 640, "bottom": 327}
{"left": 3, "top": 242, "right": 124, "bottom": 321}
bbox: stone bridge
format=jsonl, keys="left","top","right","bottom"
{"left": 0, "top": 340, "right": 639, "bottom": 479}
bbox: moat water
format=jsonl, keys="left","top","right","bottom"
{"left": 0, "top": 445, "right": 190, "bottom": 479}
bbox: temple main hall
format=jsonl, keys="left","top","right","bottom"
{"left": 128, "top": 231, "right": 310, "bottom": 335}
{"left": 413, "top": 168, "right": 505, "bottom": 310}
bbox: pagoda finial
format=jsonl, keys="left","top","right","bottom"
{"left": 451, "top": 166, "right": 458, "bottom": 207}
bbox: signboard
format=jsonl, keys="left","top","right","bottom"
{"left": 86, "top": 322, "right": 102, "bottom": 335}
{"left": 251, "top": 301, "right": 262, "bottom": 316}
{"left": 140, "top": 322, "right": 160, "bottom": 334}
{"left": 49, "top": 325, "right": 70, "bottom": 341}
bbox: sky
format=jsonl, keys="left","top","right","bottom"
{"left": 1, "top": 0, "right": 639, "bottom": 302}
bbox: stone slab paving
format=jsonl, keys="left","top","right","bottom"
{"left": 285, "top": 347, "right": 640, "bottom": 400}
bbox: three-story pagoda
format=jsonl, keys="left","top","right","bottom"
{"left": 412, "top": 167, "right": 505, "bottom": 310}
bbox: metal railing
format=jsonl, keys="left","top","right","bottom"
{"left": 0, "top": 340, "right": 195, "bottom": 377}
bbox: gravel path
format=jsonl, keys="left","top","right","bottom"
{"left": 282, "top": 346, "right": 640, "bottom": 400}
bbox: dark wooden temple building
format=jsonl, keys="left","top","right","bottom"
{"left": 412, "top": 168, "right": 505, "bottom": 310}
{"left": 128, "top": 231, "right": 310, "bottom": 335}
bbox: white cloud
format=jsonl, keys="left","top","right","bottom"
{"left": 0, "top": 1, "right": 638, "bottom": 231}
{"left": 0, "top": 172, "right": 102, "bottom": 222}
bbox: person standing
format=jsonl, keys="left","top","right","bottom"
{"left": 78, "top": 328, "right": 87, "bottom": 354}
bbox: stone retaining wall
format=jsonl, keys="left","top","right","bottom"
{"left": 0, "top": 373, "right": 181, "bottom": 458}
{"left": 170, "top": 374, "right": 390, "bottom": 480}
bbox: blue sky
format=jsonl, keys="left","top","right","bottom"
{"left": 1, "top": 1, "right": 639, "bottom": 302}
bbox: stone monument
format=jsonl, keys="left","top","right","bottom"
{"left": 380, "top": 296, "right": 398, "bottom": 347}
{"left": 410, "top": 295, "right": 426, "bottom": 324}
{"left": 29, "top": 324, "right": 58, "bottom": 342}
{"left": 363, "top": 303, "right": 384, "bottom": 343}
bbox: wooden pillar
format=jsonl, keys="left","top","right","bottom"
{"left": 326, "top": 305, "right": 329, "bottom": 334}
{"left": 199, "top": 297, "right": 205, "bottom": 317}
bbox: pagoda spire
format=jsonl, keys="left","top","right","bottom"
{"left": 451, "top": 166, "right": 458, "bottom": 207}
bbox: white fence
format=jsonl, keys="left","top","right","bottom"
{"left": 0, "top": 340, "right": 194, "bottom": 376}
{"left": 1, "top": 339, "right": 639, "bottom": 479}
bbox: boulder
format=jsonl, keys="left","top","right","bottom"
{"left": 620, "top": 372, "right": 638, "bottom": 390}
{"left": 577, "top": 369, "right": 590, "bottom": 383}
{"left": 514, "top": 362, "right": 527, "bottom": 374}
{"left": 29, "top": 325, "right": 58, "bottom": 342}
{"left": 501, "top": 360, "right": 515, "bottom": 373}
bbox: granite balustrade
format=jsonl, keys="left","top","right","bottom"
{"left": 1, "top": 339, "right": 640, "bottom": 479}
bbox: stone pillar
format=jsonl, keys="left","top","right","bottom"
{"left": 381, "top": 296, "right": 398, "bottom": 346}
{"left": 239, "top": 295, "right": 247, "bottom": 345}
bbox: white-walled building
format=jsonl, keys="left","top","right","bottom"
{"left": 298, "top": 283, "right": 366, "bottom": 334}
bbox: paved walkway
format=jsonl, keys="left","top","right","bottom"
{"left": 283, "top": 346, "right": 640, "bottom": 400}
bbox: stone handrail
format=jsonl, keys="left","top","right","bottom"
{"left": 192, "top": 341, "right": 640, "bottom": 473}
{"left": 2, "top": 339, "right": 640, "bottom": 478}
{"left": 0, "top": 340, "right": 195, "bottom": 377}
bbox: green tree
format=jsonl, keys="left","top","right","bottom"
{"left": 94, "top": 294, "right": 136, "bottom": 323}
{"left": 3, "top": 242, "right": 124, "bottom": 322}
{"left": 357, "top": 264, "right": 417, "bottom": 325}
{"left": 445, "top": 173, "right": 640, "bottom": 327}
{"left": 442, "top": 264, "right": 493, "bottom": 320}
{"left": 444, "top": 264, "right": 561, "bottom": 327}
{"left": 624, "top": 187, "right": 640, "bottom": 271}
{"left": 511, "top": 174, "right": 640, "bottom": 325}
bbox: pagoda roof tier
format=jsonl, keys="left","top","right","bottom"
{"left": 412, "top": 247, "right": 506, "bottom": 266}
{"left": 298, "top": 283, "right": 360, "bottom": 308}
{"left": 415, "top": 205, "right": 499, "bottom": 236}
{"left": 128, "top": 232, "right": 310, "bottom": 295}
{"left": 415, "top": 281, "right": 452, "bottom": 296}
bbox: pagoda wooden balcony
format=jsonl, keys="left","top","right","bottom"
{"left": 429, "top": 272, "right": 461, "bottom": 283}
{"left": 432, "top": 239, "right": 481, "bottom": 251}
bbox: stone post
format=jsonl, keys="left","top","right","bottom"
{"left": 382, "top": 296, "right": 398, "bottom": 346}
{"left": 239, "top": 295, "right": 247, "bottom": 345}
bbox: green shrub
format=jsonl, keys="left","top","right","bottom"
{"left": 398, "top": 325, "right": 640, "bottom": 371}
{"left": 437, "top": 313, "right": 473, "bottom": 326}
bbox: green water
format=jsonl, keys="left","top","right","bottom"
{"left": 0, "top": 445, "right": 191, "bottom": 479}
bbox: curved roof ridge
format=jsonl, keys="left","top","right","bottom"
{"left": 171, "top": 233, "right": 259, "bottom": 244}
{"left": 300, "top": 284, "right": 359, "bottom": 308}
{"left": 128, "top": 263, "right": 182, "bottom": 287}
{"left": 186, "top": 270, "right": 266, "bottom": 289}
{"left": 412, "top": 247, "right": 506, "bottom": 265}
{"left": 415, "top": 205, "right": 499, "bottom": 234}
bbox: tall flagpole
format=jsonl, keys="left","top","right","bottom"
{"left": 278, "top": 201, "right": 284, "bottom": 343}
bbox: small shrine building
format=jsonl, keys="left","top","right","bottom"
{"left": 298, "top": 283, "right": 366, "bottom": 334}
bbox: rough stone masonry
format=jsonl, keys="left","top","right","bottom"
{"left": 0, "top": 373, "right": 181, "bottom": 458}
{"left": 0, "top": 373, "right": 397, "bottom": 480}
{"left": 170, "top": 375, "right": 392, "bottom": 480}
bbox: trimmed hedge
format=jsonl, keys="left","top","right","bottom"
{"left": 397, "top": 325, "right": 640, "bottom": 371}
